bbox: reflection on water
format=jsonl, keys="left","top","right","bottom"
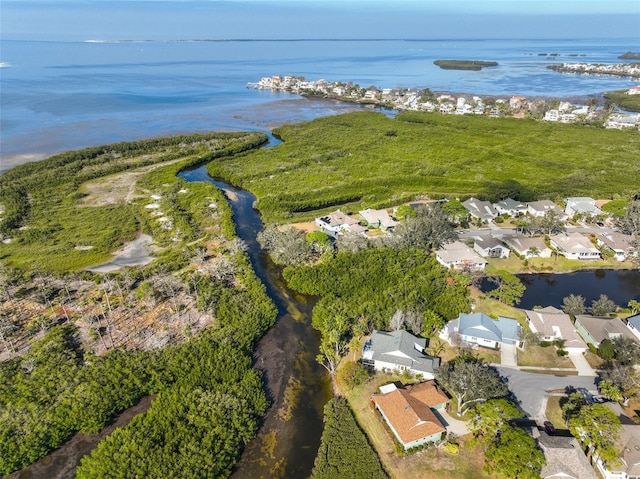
{"left": 179, "top": 164, "right": 330, "bottom": 479}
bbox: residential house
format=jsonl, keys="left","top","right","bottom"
{"left": 444, "top": 312, "right": 521, "bottom": 349}
{"left": 362, "top": 330, "right": 441, "bottom": 378}
{"left": 628, "top": 85, "right": 640, "bottom": 95}
{"left": 537, "top": 431, "right": 598, "bottom": 479}
{"left": 314, "top": 210, "right": 359, "bottom": 237}
{"left": 462, "top": 197, "right": 498, "bottom": 222}
{"left": 359, "top": 208, "right": 398, "bottom": 231}
{"left": 473, "top": 237, "right": 510, "bottom": 258}
{"left": 606, "top": 114, "right": 639, "bottom": 129}
{"left": 594, "top": 403, "right": 640, "bottom": 479}
{"left": 544, "top": 109, "right": 560, "bottom": 122}
{"left": 526, "top": 200, "right": 566, "bottom": 218}
{"left": 510, "top": 96, "right": 526, "bottom": 109}
{"left": 524, "top": 306, "right": 587, "bottom": 352}
{"left": 550, "top": 232, "right": 601, "bottom": 260}
{"left": 564, "top": 197, "right": 603, "bottom": 219}
{"left": 493, "top": 198, "right": 527, "bottom": 216}
{"left": 625, "top": 314, "right": 640, "bottom": 341}
{"left": 598, "top": 232, "right": 636, "bottom": 261}
{"left": 435, "top": 241, "right": 487, "bottom": 271}
{"left": 574, "top": 314, "right": 637, "bottom": 348}
{"left": 371, "top": 380, "right": 448, "bottom": 450}
{"left": 502, "top": 235, "right": 552, "bottom": 258}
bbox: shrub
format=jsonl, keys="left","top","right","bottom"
{"left": 443, "top": 441, "right": 460, "bottom": 455}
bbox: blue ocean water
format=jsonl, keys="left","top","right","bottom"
{"left": 1, "top": 35, "right": 639, "bottom": 171}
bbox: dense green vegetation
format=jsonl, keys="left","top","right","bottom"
{"left": 0, "top": 133, "right": 278, "bottom": 477}
{"left": 310, "top": 397, "right": 388, "bottom": 479}
{"left": 433, "top": 60, "right": 498, "bottom": 70}
{"left": 0, "top": 132, "right": 268, "bottom": 270}
{"left": 283, "top": 247, "right": 470, "bottom": 373}
{"left": 604, "top": 89, "right": 640, "bottom": 112}
{"left": 207, "top": 111, "right": 640, "bottom": 223}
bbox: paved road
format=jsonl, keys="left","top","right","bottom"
{"left": 495, "top": 366, "right": 598, "bottom": 420}
{"left": 458, "top": 226, "right": 615, "bottom": 239}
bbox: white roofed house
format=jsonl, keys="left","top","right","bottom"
{"left": 502, "top": 235, "right": 552, "bottom": 258}
{"left": 526, "top": 200, "right": 566, "bottom": 218}
{"left": 435, "top": 241, "right": 487, "bottom": 271}
{"left": 315, "top": 210, "right": 359, "bottom": 238}
{"left": 362, "top": 330, "right": 441, "bottom": 379}
{"left": 550, "top": 232, "right": 601, "bottom": 260}
{"left": 493, "top": 198, "right": 527, "bottom": 217}
{"left": 625, "top": 314, "right": 640, "bottom": 342}
{"left": 564, "top": 197, "right": 603, "bottom": 219}
{"left": 473, "top": 237, "right": 510, "bottom": 258}
{"left": 444, "top": 312, "right": 521, "bottom": 349}
{"left": 359, "top": 208, "right": 398, "bottom": 231}
{"left": 524, "top": 306, "right": 587, "bottom": 353}
{"left": 597, "top": 232, "right": 636, "bottom": 261}
{"left": 462, "top": 197, "right": 498, "bottom": 222}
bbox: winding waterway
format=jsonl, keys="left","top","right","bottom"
{"left": 178, "top": 163, "right": 331, "bottom": 479}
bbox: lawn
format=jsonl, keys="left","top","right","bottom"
{"left": 345, "top": 373, "right": 490, "bottom": 479}
{"left": 518, "top": 345, "right": 575, "bottom": 369}
{"left": 468, "top": 287, "right": 527, "bottom": 324}
{"left": 545, "top": 396, "right": 569, "bottom": 430}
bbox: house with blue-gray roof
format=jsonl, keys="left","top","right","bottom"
{"left": 362, "top": 330, "right": 441, "bottom": 379}
{"left": 443, "top": 312, "right": 521, "bottom": 349}
{"left": 625, "top": 314, "right": 640, "bottom": 341}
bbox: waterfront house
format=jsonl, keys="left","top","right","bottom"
{"left": 371, "top": 380, "right": 448, "bottom": 450}
{"left": 538, "top": 431, "right": 598, "bottom": 479}
{"left": 435, "top": 241, "right": 487, "bottom": 271}
{"left": 314, "top": 210, "right": 360, "bottom": 237}
{"left": 502, "top": 235, "right": 552, "bottom": 258}
{"left": 493, "top": 198, "right": 527, "bottom": 216}
{"left": 597, "top": 232, "right": 636, "bottom": 261}
{"left": 549, "top": 232, "right": 601, "bottom": 260}
{"left": 444, "top": 312, "right": 521, "bottom": 349}
{"left": 606, "top": 113, "right": 640, "bottom": 129}
{"left": 524, "top": 306, "right": 587, "bottom": 352}
{"left": 544, "top": 109, "right": 560, "bottom": 122}
{"left": 564, "top": 197, "right": 603, "bottom": 219}
{"left": 359, "top": 208, "right": 398, "bottom": 231}
{"left": 574, "top": 315, "right": 637, "bottom": 348}
{"left": 473, "top": 237, "right": 510, "bottom": 258}
{"left": 625, "top": 314, "right": 640, "bottom": 341}
{"left": 462, "top": 197, "right": 498, "bottom": 222}
{"left": 362, "top": 330, "right": 441, "bottom": 378}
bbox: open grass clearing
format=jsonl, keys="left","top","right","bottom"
{"left": 518, "top": 345, "right": 575, "bottom": 368}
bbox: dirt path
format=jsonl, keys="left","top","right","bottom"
{"left": 7, "top": 396, "right": 155, "bottom": 479}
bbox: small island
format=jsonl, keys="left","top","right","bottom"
{"left": 619, "top": 51, "right": 640, "bottom": 60}
{"left": 433, "top": 59, "right": 498, "bottom": 71}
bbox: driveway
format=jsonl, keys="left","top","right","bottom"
{"left": 500, "top": 343, "right": 518, "bottom": 368}
{"left": 568, "top": 351, "right": 596, "bottom": 376}
{"left": 495, "top": 366, "right": 598, "bottom": 420}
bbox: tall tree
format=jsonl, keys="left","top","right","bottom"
{"left": 562, "top": 294, "right": 586, "bottom": 316}
{"left": 603, "top": 364, "right": 640, "bottom": 406}
{"left": 483, "top": 426, "right": 546, "bottom": 479}
{"left": 613, "top": 336, "right": 640, "bottom": 366}
{"left": 591, "top": 294, "right": 617, "bottom": 317}
{"left": 390, "top": 204, "right": 456, "bottom": 250}
{"left": 568, "top": 403, "right": 621, "bottom": 463}
{"left": 487, "top": 270, "right": 526, "bottom": 306}
{"left": 470, "top": 398, "right": 522, "bottom": 439}
{"left": 435, "top": 357, "right": 508, "bottom": 414}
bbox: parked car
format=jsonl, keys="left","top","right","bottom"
{"left": 543, "top": 421, "right": 556, "bottom": 435}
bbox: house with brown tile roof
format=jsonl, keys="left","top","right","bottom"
{"left": 524, "top": 306, "right": 587, "bottom": 352}
{"left": 371, "top": 380, "right": 448, "bottom": 450}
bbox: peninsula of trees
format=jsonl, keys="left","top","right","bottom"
{"left": 433, "top": 60, "right": 498, "bottom": 70}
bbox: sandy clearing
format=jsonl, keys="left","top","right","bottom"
{"left": 86, "top": 233, "right": 157, "bottom": 273}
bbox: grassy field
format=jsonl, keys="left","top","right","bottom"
{"left": 604, "top": 89, "right": 640, "bottom": 113}
{"left": 345, "top": 373, "right": 490, "bottom": 479}
{"left": 206, "top": 110, "right": 640, "bottom": 223}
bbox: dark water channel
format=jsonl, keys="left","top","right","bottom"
{"left": 481, "top": 269, "right": 640, "bottom": 310}
{"left": 178, "top": 163, "right": 331, "bottom": 479}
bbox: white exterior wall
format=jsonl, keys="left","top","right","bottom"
{"left": 373, "top": 360, "right": 435, "bottom": 379}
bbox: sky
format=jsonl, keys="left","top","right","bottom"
{"left": 1, "top": 0, "right": 639, "bottom": 41}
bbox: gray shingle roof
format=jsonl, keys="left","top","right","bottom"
{"left": 365, "top": 330, "right": 440, "bottom": 373}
